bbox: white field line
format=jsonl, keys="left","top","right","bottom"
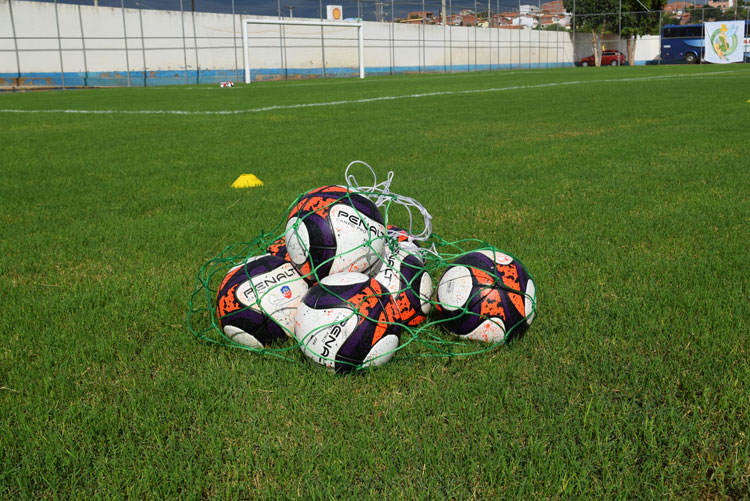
{"left": 0, "top": 70, "right": 746, "bottom": 116}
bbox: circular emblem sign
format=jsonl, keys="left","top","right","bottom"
{"left": 709, "top": 24, "right": 739, "bottom": 60}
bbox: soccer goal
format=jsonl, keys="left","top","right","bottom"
{"left": 241, "top": 18, "right": 364, "bottom": 84}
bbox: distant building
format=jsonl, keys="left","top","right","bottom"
{"left": 491, "top": 13, "right": 513, "bottom": 27}
{"left": 514, "top": 14, "right": 538, "bottom": 28}
{"left": 664, "top": 2, "right": 696, "bottom": 24}
{"left": 397, "top": 11, "right": 435, "bottom": 24}
{"left": 407, "top": 11, "right": 434, "bottom": 20}
{"left": 461, "top": 14, "right": 477, "bottom": 26}
{"left": 519, "top": 4, "right": 541, "bottom": 14}
{"left": 396, "top": 2, "right": 570, "bottom": 29}
{"left": 541, "top": 0, "right": 565, "bottom": 13}
{"left": 664, "top": 0, "right": 697, "bottom": 9}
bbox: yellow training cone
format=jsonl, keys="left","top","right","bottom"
{"left": 231, "top": 174, "right": 264, "bottom": 188}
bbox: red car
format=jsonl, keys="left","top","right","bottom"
{"left": 579, "top": 50, "right": 627, "bottom": 66}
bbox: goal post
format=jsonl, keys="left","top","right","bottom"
{"left": 241, "top": 18, "right": 364, "bottom": 84}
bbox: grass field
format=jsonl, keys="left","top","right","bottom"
{"left": 1, "top": 65, "right": 749, "bottom": 498}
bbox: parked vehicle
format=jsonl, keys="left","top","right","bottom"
{"left": 661, "top": 24, "right": 703, "bottom": 63}
{"left": 579, "top": 50, "right": 627, "bottom": 66}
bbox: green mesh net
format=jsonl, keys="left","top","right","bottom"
{"left": 187, "top": 163, "right": 537, "bottom": 373}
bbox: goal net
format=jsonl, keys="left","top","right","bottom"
{"left": 241, "top": 19, "right": 364, "bottom": 84}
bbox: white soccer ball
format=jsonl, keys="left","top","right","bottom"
{"left": 434, "top": 249, "right": 536, "bottom": 344}
{"left": 216, "top": 254, "right": 308, "bottom": 348}
{"left": 294, "top": 272, "right": 401, "bottom": 373}
{"left": 285, "top": 185, "right": 386, "bottom": 282}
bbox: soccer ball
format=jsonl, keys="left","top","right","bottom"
{"left": 266, "top": 235, "right": 290, "bottom": 262}
{"left": 285, "top": 185, "right": 386, "bottom": 282}
{"left": 434, "top": 249, "right": 536, "bottom": 344}
{"left": 294, "top": 272, "right": 401, "bottom": 373}
{"left": 216, "top": 254, "right": 308, "bottom": 348}
{"left": 374, "top": 240, "right": 433, "bottom": 326}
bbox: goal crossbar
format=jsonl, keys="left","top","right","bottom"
{"left": 241, "top": 18, "right": 364, "bottom": 84}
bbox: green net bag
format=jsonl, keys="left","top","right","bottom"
{"left": 188, "top": 162, "right": 536, "bottom": 373}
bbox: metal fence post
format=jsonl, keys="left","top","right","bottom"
{"left": 9, "top": 0, "right": 22, "bottom": 82}
{"left": 276, "top": 5, "right": 286, "bottom": 80}
{"left": 282, "top": 24, "right": 289, "bottom": 80}
{"left": 618, "top": 0, "right": 622, "bottom": 64}
{"left": 388, "top": 2, "right": 394, "bottom": 75}
{"left": 488, "top": 0, "right": 491, "bottom": 70}
{"left": 449, "top": 0, "right": 453, "bottom": 71}
{"left": 180, "top": 0, "right": 188, "bottom": 83}
{"left": 54, "top": 0, "right": 66, "bottom": 89}
{"left": 120, "top": 0, "right": 131, "bottom": 87}
{"left": 518, "top": 0, "right": 522, "bottom": 69}
{"left": 421, "top": 0, "right": 425, "bottom": 73}
{"left": 137, "top": 3, "right": 146, "bottom": 86}
{"left": 320, "top": 0, "right": 327, "bottom": 78}
{"left": 700, "top": 7, "right": 704, "bottom": 63}
{"left": 191, "top": 5, "right": 199, "bottom": 83}
{"left": 573, "top": 0, "right": 577, "bottom": 66}
{"left": 658, "top": 9, "right": 662, "bottom": 66}
{"left": 77, "top": 4, "right": 89, "bottom": 86}
{"left": 497, "top": 0, "right": 501, "bottom": 69}
{"left": 473, "top": 0, "right": 477, "bottom": 70}
{"left": 232, "top": 0, "right": 238, "bottom": 81}
{"left": 538, "top": 0, "right": 541, "bottom": 68}
{"left": 467, "top": 18, "right": 470, "bottom": 70}
{"left": 391, "top": 0, "right": 395, "bottom": 75}
{"left": 443, "top": 2, "right": 447, "bottom": 72}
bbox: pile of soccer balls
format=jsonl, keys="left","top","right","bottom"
{"left": 209, "top": 184, "right": 536, "bottom": 374}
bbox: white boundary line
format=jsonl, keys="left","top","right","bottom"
{"left": 0, "top": 70, "right": 746, "bottom": 116}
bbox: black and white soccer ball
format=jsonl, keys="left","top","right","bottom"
{"left": 285, "top": 185, "right": 386, "bottom": 282}
{"left": 433, "top": 249, "right": 536, "bottom": 344}
{"left": 216, "top": 254, "right": 308, "bottom": 348}
{"left": 294, "top": 272, "right": 401, "bottom": 373}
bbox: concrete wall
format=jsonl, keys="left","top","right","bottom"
{"left": 0, "top": 0, "right": 661, "bottom": 89}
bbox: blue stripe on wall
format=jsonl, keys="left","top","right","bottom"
{"left": 2, "top": 62, "right": 587, "bottom": 88}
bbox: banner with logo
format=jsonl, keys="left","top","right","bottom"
{"left": 326, "top": 5, "right": 343, "bottom": 21}
{"left": 704, "top": 21, "right": 745, "bottom": 64}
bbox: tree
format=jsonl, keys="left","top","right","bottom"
{"left": 565, "top": 0, "right": 670, "bottom": 66}
{"left": 660, "top": 11, "right": 681, "bottom": 26}
{"left": 688, "top": 5, "right": 722, "bottom": 22}
{"left": 563, "top": 0, "right": 619, "bottom": 65}
{"left": 620, "top": 0, "right": 668, "bottom": 65}
{"left": 688, "top": 5, "right": 748, "bottom": 23}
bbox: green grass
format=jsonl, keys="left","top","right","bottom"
{"left": 1, "top": 65, "right": 749, "bottom": 498}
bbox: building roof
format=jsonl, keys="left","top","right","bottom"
{"left": 541, "top": 0, "right": 565, "bottom": 13}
